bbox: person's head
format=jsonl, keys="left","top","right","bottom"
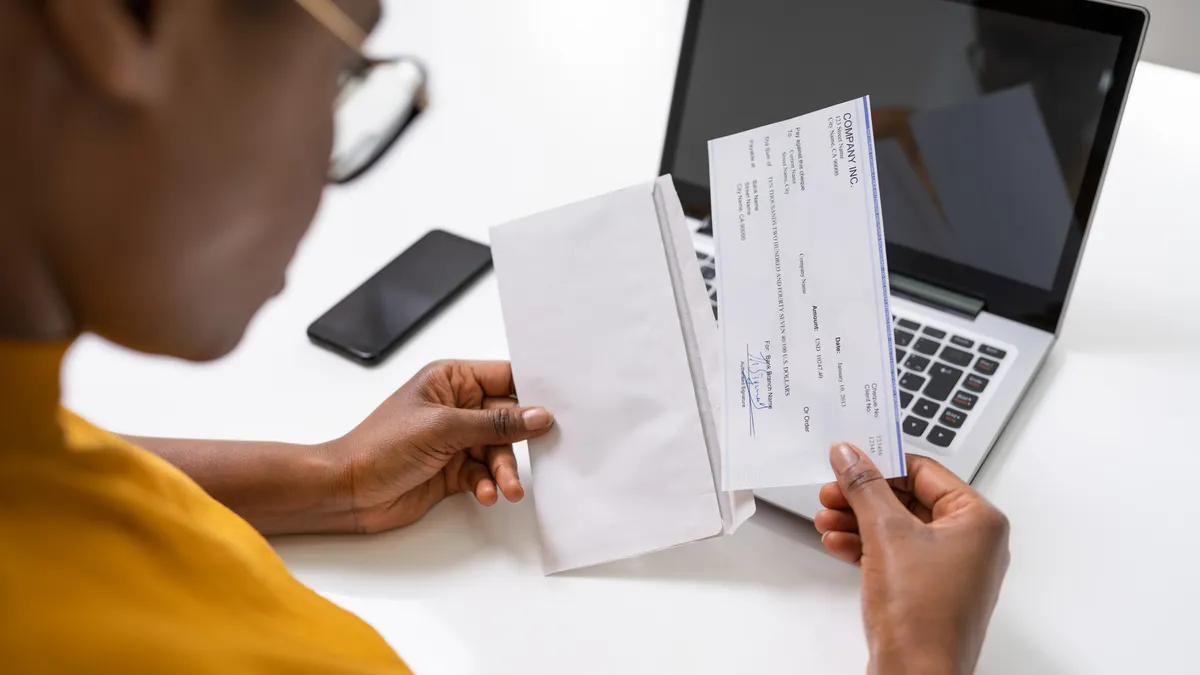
{"left": 0, "top": 0, "right": 380, "bottom": 360}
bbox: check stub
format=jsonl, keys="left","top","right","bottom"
{"left": 709, "top": 96, "right": 905, "bottom": 490}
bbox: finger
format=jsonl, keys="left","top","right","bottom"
{"left": 468, "top": 398, "right": 522, "bottom": 462}
{"left": 821, "top": 531, "right": 863, "bottom": 565}
{"left": 829, "top": 443, "right": 906, "bottom": 529}
{"left": 911, "top": 501, "right": 934, "bottom": 523}
{"left": 819, "top": 482, "right": 850, "bottom": 510}
{"left": 459, "top": 361, "right": 519, "bottom": 398}
{"left": 486, "top": 445, "right": 524, "bottom": 503}
{"left": 478, "top": 401, "right": 523, "bottom": 502}
{"left": 440, "top": 404, "right": 554, "bottom": 448}
{"left": 474, "top": 478, "right": 498, "bottom": 506}
{"left": 897, "top": 454, "right": 974, "bottom": 518}
{"left": 457, "top": 459, "right": 498, "bottom": 506}
{"left": 439, "top": 451, "right": 469, "bottom": 492}
{"left": 482, "top": 397, "right": 520, "bottom": 410}
{"left": 814, "top": 509, "right": 858, "bottom": 535}
{"left": 892, "top": 487, "right": 935, "bottom": 523}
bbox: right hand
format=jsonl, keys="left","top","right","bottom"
{"left": 815, "top": 444, "right": 1010, "bottom": 675}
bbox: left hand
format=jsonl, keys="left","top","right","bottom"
{"left": 323, "top": 360, "right": 554, "bottom": 533}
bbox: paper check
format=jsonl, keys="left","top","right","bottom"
{"left": 709, "top": 96, "right": 905, "bottom": 490}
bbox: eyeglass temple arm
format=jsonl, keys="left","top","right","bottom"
{"left": 294, "top": 0, "right": 368, "bottom": 53}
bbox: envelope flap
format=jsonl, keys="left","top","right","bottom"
{"left": 491, "top": 182, "right": 724, "bottom": 573}
{"left": 653, "top": 177, "right": 756, "bottom": 532}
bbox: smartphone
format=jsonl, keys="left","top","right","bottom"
{"left": 307, "top": 230, "right": 492, "bottom": 366}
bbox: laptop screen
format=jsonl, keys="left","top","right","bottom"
{"left": 661, "top": 0, "right": 1146, "bottom": 331}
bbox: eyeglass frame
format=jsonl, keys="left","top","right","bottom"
{"left": 294, "top": 0, "right": 428, "bottom": 184}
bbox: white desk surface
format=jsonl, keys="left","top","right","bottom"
{"left": 63, "top": 1, "right": 1200, "bottom": 673}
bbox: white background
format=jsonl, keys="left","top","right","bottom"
{"left": 63, "top": 1, "right": 1200, "bottom": 673}
{"left": 1138, "top": 0, "right": 1200, "bottom": 73}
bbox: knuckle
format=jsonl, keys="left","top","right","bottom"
{"left": 843, "top": 466, "right": 885, "bottom": 494}
{"left": 490, "top": 407, "right": 516, "bottom": 438}
{"left": 412, "top": 362, "right": 447, "bottom": 392}
{"left": 979, "top": 505, "right": 1011, "bottom": 539}
{"left": 358, "top": 514, "right": 386, "bottom": 536}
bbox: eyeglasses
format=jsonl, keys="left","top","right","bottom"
{"left": 294, "top": 0, "right": 428, "bottom": 184}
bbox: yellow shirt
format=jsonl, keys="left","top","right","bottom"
{"left": 0, "top": 343, "right": 411, "bottom": 674}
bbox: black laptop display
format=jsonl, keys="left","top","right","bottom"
{"left": 660, "top": 0, "right": 1147, "bottom": 332}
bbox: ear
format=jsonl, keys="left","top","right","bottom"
{"left": 42, "top": 0, "right": 167, "bottom": 104}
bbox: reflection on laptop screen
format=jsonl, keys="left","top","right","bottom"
{"left": 667, "top": 0, "right": 1123, "bottom": 292}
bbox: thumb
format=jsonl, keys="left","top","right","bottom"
{"left": 829, "top": 443, "right": 904, "bottom": 525}
{"left": 439, "top": 405, "right": 554, "bottom": 448}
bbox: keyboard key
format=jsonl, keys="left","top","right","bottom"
{"left": 894, "top": 329, "right": 914, "bottom": 347}
{"left": 939, "top": 408, "right": 967, "bottom": 429}
{"left": 951, "top": 335, "right": 975, "bottom": 349}
{"left": 709, "top": 289, "right": 717, "bottom": 301}
{"left": 913, "top": 398, "right": 939, "bottom": 419}
{"left": 903, "top": 416, "right": 929, "bottom": 437}
{"left": 979, "top": 344, "right": 1007, "bottom": 360}
{"left": 974, "top": 357, "right": 999, "bottom": 376}
{"left": 951, "top": 390, "right": 978, "bottom": 411}
{"left": 963, "top": 374, "right": 989, "bottom": 393}
{"left": 922, "top": 326, "right": 947, "bottom": 339}
{"left": 940, "top": 346, "right": 973, "bottom": 367}
{"left": 927, "top": 426, "right": 956, "bottom": 448}
{"left": 896, "top": 348, "right": 908, "bottom": 363}
{"left": 701, "top": 266, "right": 716, "bottom": 280}
{"left": 897, "top": 318, "right": 921, "bottom": 331}
{"left": 899, "top": 372, "right": 926, "bottom": 391}
{"left": 696, "top": 251, "right": 712, "bottom": 262}
{"left": 923, "top": 363, "right": 964, "bottom": 401}
{"left": 904, "top": 354, "right": 931, "bottom": 373}
{"left": 900, "top": 391, "right": 913, "bottom": 409}
{"left": 913, "top": 338, "right": 939, "bottom": 356}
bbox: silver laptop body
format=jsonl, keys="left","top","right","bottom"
{"left": 660, "top": 0, "right": 1149, "bottom": 518}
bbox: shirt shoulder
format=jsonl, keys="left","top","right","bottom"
{"left": 0, "top": 409, "right": 411, "bottom": 675}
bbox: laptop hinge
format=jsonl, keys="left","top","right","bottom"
{"left": 890, "top": 273, "right": 985, "bottom": 319}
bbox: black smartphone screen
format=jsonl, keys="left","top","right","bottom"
{"left": 307, "top": 230, "right": 492, "bottom": 365}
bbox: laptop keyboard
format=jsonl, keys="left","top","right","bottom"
{"left": 890, "top": 314, "right": 1013, "bottom": 451}
{"left": 698, "top": 251, "right": 719, "bottom": 319}
{"left": 696, "top": 249, "right": 1014, "bottom": 453}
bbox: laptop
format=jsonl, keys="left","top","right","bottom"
{"left": 658, "top": 0, "right": 1148, "bottom": 518}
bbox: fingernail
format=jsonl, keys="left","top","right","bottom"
{"left": 522, "top": 407, "right": 553, "bottom": 431}
{"left": 830, "top": 443, "right": 859, "bottom": 473}
{"left": 820, "top": 531, "right": 830, "bottom": 544}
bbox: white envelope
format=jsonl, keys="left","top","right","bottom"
{"left": 491, "top": 176, "right": 755, "bottom": 574}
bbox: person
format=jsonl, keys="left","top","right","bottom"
{"left": 0, "top": 1, "right": 1010, "bottom": 674}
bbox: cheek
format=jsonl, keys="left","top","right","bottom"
{"left": 155, "top": 35, "right": 342, "bottom": 293}
{"left": 267, "top": 82, "right": 335, "bottom": 219}
{"left": 152, "top": 76, "right": 334, "bottom": 326}
{"left": 238, "top": 79, "right": 337, "bottom": 265}
{"left": 225, "top": 35, "right": 343, "bottom": 259}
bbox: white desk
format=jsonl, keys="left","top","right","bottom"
{"left": 63, "top": 1, "right": 1200, "bottom": 673}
